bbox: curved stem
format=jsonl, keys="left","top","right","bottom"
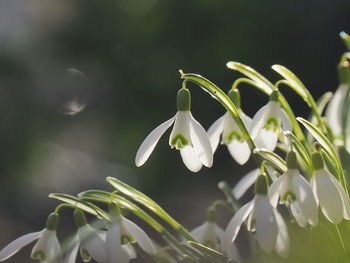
{"left": 54, "top": 203, "right": 75, "bottom": 213}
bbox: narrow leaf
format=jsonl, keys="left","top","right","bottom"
{"left": 253, "top": 148, "right": 287, "bottom": 173}
{"left": 187, "top": 241, "right": 228, "bottom": 262}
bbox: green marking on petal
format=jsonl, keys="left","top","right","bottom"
{"left": 32, "top": 250, "right": 45, "bottom": 261}
{"left": 170, "top": 134, "right": 189, "bottom": 149}
{"left": 281, "top": 190, "right": 296, "bottom": 204}
{"left": 80, "top": 247, "right": 91, "bottom": 262}
{"left": 226, "top": 131, "right": 243, "bottom": 142}
{"left": 264, "top": 118, "right": 278, "bottom": 131}
{"left": 121, "top": 234, "right": 133, "bottom": 244}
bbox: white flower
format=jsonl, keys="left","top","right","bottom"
{"left": 189, "top": 221, "right": 224, "bottom": 250}
{"left": 269, "top": 152, "right": 318, "bottom": 227}
{"left": 208, "top": 110, "right": 252, "bottom": 165}
{"left": 249, "top": 90, "right": 291, "bottom": 151}
{"left": 63, "top": 210, "right": 135, "bottom": 263}
{"left": 135, "top": 88, "right": 213, "bottom": 172}
{"left": 0, "top": 213, "right": 62, "bottom": 263}
{"left": 222, "top": 175, "right": 289, "bottom": 258}
{"left": 310, "top": 153, "right": 350, "bottom": 224}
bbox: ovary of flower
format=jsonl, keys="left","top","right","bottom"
{"left": 269, "top": 169, "right": 318, "bottom": 227}
{"left": 0, "top": 227, "right": 61, "bottom": 262}
{"left": 221, "top": 195, "right": 289, "bottom": 258}
{"left": 249, "top": 99, "right": 291, "bottom": 152}
{"left": 135, "top": 110, "right": 213, "bottom": 172}
{"left": 208, "top": 109, "right": 252, "bottom": 165}
{"left": 310, "top": 168, "right": 350, "bottom": 224}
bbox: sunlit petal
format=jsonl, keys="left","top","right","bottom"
{"left": 290, "top": 201, "right": 307, "bottom": 227}
{"left": 233, "top": 169, "right": 259, "bottom": 199}
{"left": 63, "top": 235, "right": 80, "bottom": 263}
{"left": 190, "top": 114, "right": 213, "bottom": 167}
{"left": 207, "top": 114, "right": 226, "bottom": 153}
{"left": 79, "top": 226, "right": 108, "bottom": 263}
{"left": 227, "top": 139, "right": 251, "bottom": 165}
{"left": 254, "top": 195, "right": 277, "bottom": 254}
{"left": 254, "top": 128, "right": 279, "bottom": 151}
{"left": 0, "top": 230, "right": 43, "bottom": 261}
{"left": 106, "top": 222, "right": 129, "bottom": 263}
{"left": 31, "top": 230, "right": 61, "bottom": 263}
{"left": 249, "top": 104, "right": 268, "bottom": 139}
{"left": 239, "top": 109, "right": 252, "bottom": 129}
{"left": 280, "top": 109, "right": 291, "bottom": 132}
{"left": 169, "top": 111, "right": 191, "bottom": 148}
{"left": 328, "top": 174, "right": 350, "bottom": 220}
{"left": 268, "top": 176, "right": 283, "bottom": 207}
{"left": 135, "top": 116, "right": 175, "bottom": 166}
{"left": 122, "top": 217, "right": 156, "bottom": 255}
{"left": 274, "top": 209, "right": 289, "bottom": 258}
{"left": 180, "top": 146, "right": 203, "bottom": 172}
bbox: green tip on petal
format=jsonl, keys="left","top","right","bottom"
{"left": 177, "top": 88, "right": 191, "bottom": 111}
{"left": 45, "top": 212, "right": 59, "bottom": 230}
{"left": 286, "top": 151, "right": 298, "bottom": 170}
{"left": 269, "top": 90, "right": 279, "bottom": 102}
{"left": 227, "top": 88, "right": 241, "bottom": 108}
{"left": 74, "top": 210, "right": 88, "bottom": 228}
{"left": 254, "top": 174, "right": 268, "bottom": 195}
{"left": 312, "top": 152, "right": 324, "bottom": 171}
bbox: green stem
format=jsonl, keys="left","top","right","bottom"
{"left": 54, "top": 203, "right": 75, "bottom": 214}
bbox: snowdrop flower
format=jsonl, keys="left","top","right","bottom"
{"left": 135, "top": 87, "right": 213, "bottom": 172}
{"left": 269, "top": 151, "right": 318, "bottom": 227}
{"left": 325, "top": 60, "right": 350, "bottom": 147}
{"left": 250, "top": 90, "right": 291, "bottom": 151}
{"left": 0, "top": 213, "right": 62, "bottom": 263}
{"left": 105, "top": 203, "right": 156, "bottom": 263}
{"left": 208, "top": 89, "right": 252, "bottom": 165}
{"left": 63, "top": 210, "right": 135, "bottom": 263}
{"left": 222, "top": 175, "right": 289, "bottom": 257}
{"left": 310, "top": 153, "right": 350, "bottom": 224}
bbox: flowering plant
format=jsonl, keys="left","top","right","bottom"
{"left": 1, "top": 32, "right": 350, "bottom": 263}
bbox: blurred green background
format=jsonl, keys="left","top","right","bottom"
{"left": 0, "top": 0, "right": 350, "bottom": 262}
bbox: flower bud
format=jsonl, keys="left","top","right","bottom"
{"left": 269, "top": 90, "right": 279, "bottom": 102}
{"left": 177, "top": 88, "right": 191, "bottom": 111}
{"left": 228, "top": 89, "right": 241, "bottom": 108}
{"left": 286, "top": 151, "right": 298, "bottom": 170}
{"left": 74, "top": 210, "right": 88, "bottom": 228}
{"left": 338, "top": 59, "right": 350, "bottom": 84}
{"left": 254, "top": 174, "right": 268, "bottom": 195}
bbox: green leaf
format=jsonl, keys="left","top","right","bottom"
{"left": 283, "top": 131, "right": 313, "bottom": 177}
{"left": 226, "top": 62, "right": 274, "bottom": 93}
{"left": 253, "top": 148, "right": 287, "bottom": 173}
{"left": 49, "top": 193, "right": 109, "bottom": 219}
{"left": 272, "top": 65, "right": 309, "bottom": 104}
{"left": 297, "top": 117, "right": 348, "bottom": 196}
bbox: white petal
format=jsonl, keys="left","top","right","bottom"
{"left": 135, "top": 116, "right": 175, "bottom": 166}
{"left": 169, "top": 111, "right": 191, "bottom": 147}
{"left": 315, "top": 170, "right": 343, "bottom": 224}
{"left": 0, "top": 230, "right": 43, "bottom": 261}
{"left": 106, "top": 222, "right": 129, "bottom": 263}
{"left": 233, "top": 169, "right": 259, "bottom": 199}
{"left": 214, "top": 225, "right": 224, "bottom": 240}
{"left": 189, "top": 222, "right": 208, "bottom": 242}
{"left": 328, "top": 174, "right": 350, "bottom": 220}
{"left": 290, "top": 201, "right": 307, "bottom": 227}
{"left": 122, "top": 217, "right": 156, "bottom": 255}
{"left": 63, "top": 235, "right": 80, "bottom": 263}
{"left": 221, "top": 201, "right": 253, "bottom": 253}
{"left": 268, "top": 176, "right": 283, "bottom": 207}
{"left": 31, "top": 230, "right": 62, "bottom": 263}
{"left": 293, "top": 174, "right": 318, "bottom": 226}
{"left": 226, "top": 242, "right": 241, "bottom": 262}
{"left": 190, "top": 114, "right": 213, "bottom": 167}
{"left": 180, "top": 146, "right": 203, "bottom": 172}
{"left": 326, "top": 85, "right": 347, "bottom": 137}
{"left": 227, "top": 139, "right": 251, "bottom": 165}
{"left": 249, "top": 104, "right": 269, "bottom": 139}
{"left": 239, "top": 109, "right": 252, "bottom": 129}
{"left": 254, "top": 128, "right": 279, "bottom": 151}
{"left": 79, "top": 226, "right": 108, "bottom": 263}
{"left": 122, "top": 244, "right": 137, "bottom": 259}
{"left": 280, "top": 109, "right": 292, "bottom": 132}
{"left": 207, "top": 114, "right": 226, "bottom": 153}
{"left": 274, "top": 209, "right": 289, "bottom": 258}
{"left": 254, "top": 195, "right": 278, "bottom": 254}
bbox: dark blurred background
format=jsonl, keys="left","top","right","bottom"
{"left": 0, "top": 0, "right": 350, "bottom": 261}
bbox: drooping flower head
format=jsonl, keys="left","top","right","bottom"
{"left": 269, "top": 151, "right": 318, "bottom": 227}
{"left": 310, "top": 152, "right": 350, "bottom": 224}
{"left": 222, "top": 174, "right": 289, "bottom": 258}
{"left": 208, "top": 88, "right": 252, "bottom": 165}
{"left": 250, "top": 90, "right": 291, "bottom": 151}
{"left": 0, "top": 213, "right": 62, "bottom": 263}
{"left": 135, "top": 87, "right": 213, "bottom": 172}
